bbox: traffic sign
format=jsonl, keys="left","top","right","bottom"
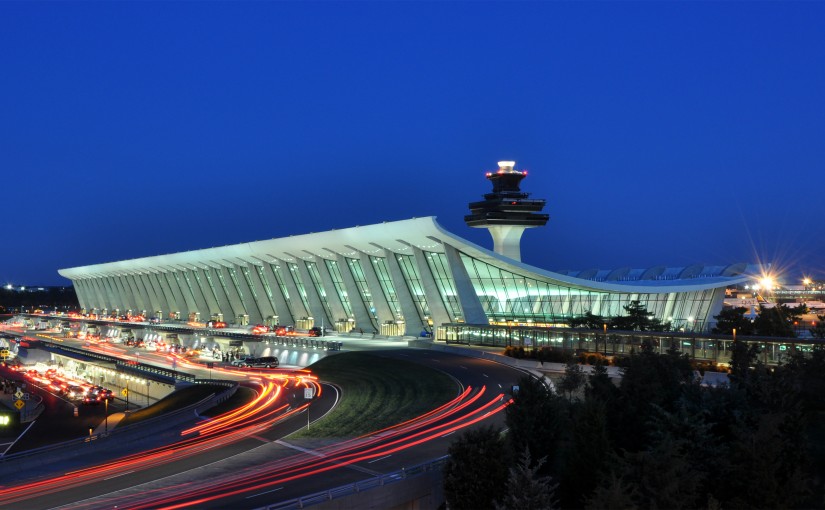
{"left": 121, "top": 388, "right": 128, "bottom": 397}
{"left": 304, "top": 387, "right": 315, "bottom": 400}
{"left": 14, "top": 389, "right": 23, "bottom": 399}
{"left": 14, "top": 400, "right": 25, "bottom": 410}
{"left": 21, "top": 393, "right": 29, "bottom": 401}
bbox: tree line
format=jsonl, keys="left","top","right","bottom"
{"left": 566, "top": 299, "right": 824, "bottom": 338}
{"left": 443, "top": 342, "right": 825, "bottom": 509}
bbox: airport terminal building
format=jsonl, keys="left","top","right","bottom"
{"left": 58, "top": 162, "right": 756, "bottom": 336}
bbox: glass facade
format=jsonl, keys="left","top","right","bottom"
{"left": 325, "top": 260, "right": 354, "bottom": 318}
{"left": 425, "top": 251, "right": 463, "bottom": 322}
{"left": 346, "top": 257, "right": 378, "bottom": 327}
{"left": 287, "top": 263, "right": 311, "bottom": 316}
{"left": 370, "top": 256, "right": 402, "bottom": 320}
{"left": 396, "top": 254, "right": 430, "bottom": 325}
{"left": 460, "top": 252, "right": 720, "bottom": 330}
{"left": 306, "top": 261, "right": 334, "bottom": 321}
{"left": 255, "top": 265, "right": 279, "bottom": 317}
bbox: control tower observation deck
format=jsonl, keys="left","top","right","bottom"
{"left": 464, "top": 161, "right": 549, "bottom": 262}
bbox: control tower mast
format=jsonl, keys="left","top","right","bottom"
{"left": 464, "top": 161, "right": 549, "bottom": 261}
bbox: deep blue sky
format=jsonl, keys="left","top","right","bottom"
{"left": 2, "top": 1, "right": 824, "bottom": 287}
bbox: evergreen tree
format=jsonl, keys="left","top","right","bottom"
{"left": 505, "top": 375, "right": 568, "bottom": 477}
{"left": 560, "top": 398, "right": 612, "bottom": 508}
{"left": 609, "top": 300, "right": 669, "bottom": 331}
{"left": 584, "top": 473, "right": 639, "bottom": 510}
{"left": 810, "top": 315, "right": 825, "bottom": 339}
{"left": 494, "top": 449, "right": 558, "bottom": 510}
{"left": 557, "top": 357, "right": 586, "bottom": 400}
{"left": 753, "top": 303, "right": 805, "bottom": 337}
{"left": 444, "top": 426, "right": 511, "bottom": 510}
{"left": 711, "top": 306, "right": 755, "bottom": 335}
{"left": 586, "top": 358, "right": 618, "bottom": 403}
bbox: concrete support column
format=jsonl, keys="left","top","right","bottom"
{"left": 127, "top": 274, "right": 152, "bottom": 314}
{"left": 170, "top": 270, "right": 198, "bottom": 319}
{"left": 204, "top": 267, "right": 236, "bottom": 321}
{"left": 181, "top": 269, "right": 211, "bottom": 320}
{"left": 216, "top": 266, "right": 247, "bottom": 323}
{"left": 275, "top": 259, "right": 309, "bottom": 321}
{"left": 315, "top": 259, "right": 347, "bottom": 322}
{"left": 159, "top": 271, "right": 187, "bottom": 318}
{"left": 295, "top": 260, "right": 332, "bottom": 327}
{"left": 337, "top": 254, "right": 373, "bottom": 331}
{"left": 134, "top": 273, "right": 160, "bottom": 312}
{"left": 99, "top": 277, "right": 119, "bottom": 311}
{"left": 148, "top": 272, "right": 174, "bottom": 316}
{"left": 229, "top": 264, "right": 263, "bottom": 325}
{"left": 443, "top": 244, "right": 488, "bottom": 325}
{"left": 358, "top": 252, "right": 393, "bottom": 326}
{"left": 259, "top": 263, "right": 296, "bottom": 326}
{"left": 73, "top": 279, "right": 91, "bottom": 310}
{"left": 244, "top": 265, "right": 277, "bottom": 322}
{"left": 120, "top": 275, "right": 145, "bottom": 313}
{"left": 192, "top": 268, "right": 220, "bottom": 317}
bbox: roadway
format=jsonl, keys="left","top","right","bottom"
{"left": 0, "top": 327, "right": 527, "bottom": 509}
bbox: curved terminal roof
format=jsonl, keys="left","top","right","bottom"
{"left": 59, "top": 217, "right": 758, "bottom": 294}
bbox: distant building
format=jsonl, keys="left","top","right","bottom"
{"left": 58, "top": 161, "right": 757, "bottom": 335}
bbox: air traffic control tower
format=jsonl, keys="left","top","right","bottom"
{"left": 464, "top": 160, "right": 549, "bottom": 262}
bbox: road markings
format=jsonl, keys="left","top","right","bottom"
{"left": 441, "top": 431, "right": 455, "bottom": 438}
{"left": 104, "top": 470, "right": 135, "bottom": 480}
{"left": 245, "top": 487, "right": 283, "bottom": 499}
{"left": 368, "top": 455, "right": 392, "bottom": 464}
{"left": 483, "top": 373, "right": 489, "bottom": 378}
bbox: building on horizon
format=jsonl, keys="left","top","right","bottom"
{"left": 58, "top": 162, "right": 758, "bottom": 335}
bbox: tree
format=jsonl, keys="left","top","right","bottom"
{"left": 495, "top": 449, "right": 558, "bottom": 510}
{"left": 444, "top": 426, "right": 511, "bottom": 510}
{"left": 568, "top": 310, "right": 605, "bottom": 329}
{"left": 753, "top": 303, "right": 806, "bottom": 337}
{"left": 557, "top": 357, "right": 586, "bottom": 400}
{"left": 586, "top": 358, "right": 618, "bottom": 403}
{"left": 611, "top": 345, "right": 694, "bottom": 452}
{"left": 609, "top": 300, "right": 669, "bottom": 331}
{"left": 809, "top": 315, "right": 825, "bottom": 339}
{"left": 560, "top": 398, "right": 612, "bottom": 507}
{"left": 711, "top": 306, "right": 755, "bottom": 335}
{"left": 505, "top": 375, "right": 568, "bottom": 477}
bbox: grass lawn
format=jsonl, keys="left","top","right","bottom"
{"left": 201, "top": 386, "right": 257, "bottom": 418}
{"left": 290, "top": 351, "right": 458, "bottom": 439}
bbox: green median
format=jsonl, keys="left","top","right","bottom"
{"left": 291, "top": 352, "right": 457, "bottom": 439}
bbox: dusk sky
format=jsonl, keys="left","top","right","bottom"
{"left": 2, "top": 1, "right": 824, "bottom": 287}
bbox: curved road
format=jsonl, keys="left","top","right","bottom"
{"left": 0, "top": 339, "right": 527, "bottom": 509}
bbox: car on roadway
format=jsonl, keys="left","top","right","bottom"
{"left": 239, "top": 356, "right": 279, "bottom": 368}
{"left": 207, "top": 320, "right": 227, "bottom": 329}
{"left": 251, "top": 324, "right": 270, "bottom": 334}
{"left": 65, "top": 385, "right": 85, "bottom": 400}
